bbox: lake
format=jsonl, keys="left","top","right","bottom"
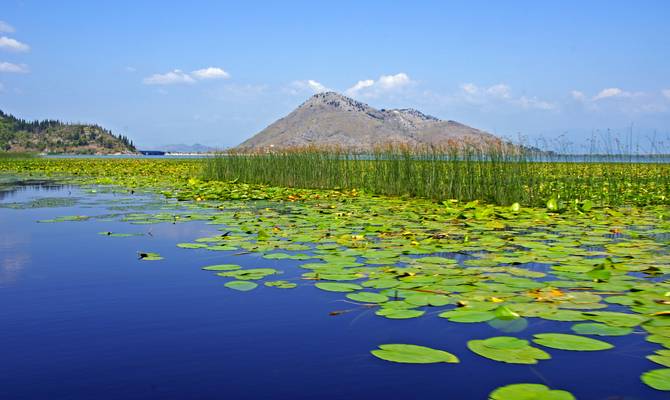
{"left": 0, "top": 180, "right": 667, "bottom": 399}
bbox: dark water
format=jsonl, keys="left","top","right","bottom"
{"left": 0, "top": 184, "right": 666, "bottom": 400}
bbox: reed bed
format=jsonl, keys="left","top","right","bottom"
{"left": 203, "top": 143, "right": 670, "bottom": 207}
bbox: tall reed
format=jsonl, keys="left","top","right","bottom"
{"left": 202, "top": 142, "right": 670, "bottom": 207}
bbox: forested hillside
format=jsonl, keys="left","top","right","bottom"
{"left": 0, "top": 110, "right": 136, "bottom": 154}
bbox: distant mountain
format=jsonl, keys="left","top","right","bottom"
{"left": 154, "top": 143, "right": 219, "bottom": 153}
{"left": 0, "top": 110, "right": 136, "bottom": 154}
{"left": 237, "top": 92, "right": 502, "bottom": 151}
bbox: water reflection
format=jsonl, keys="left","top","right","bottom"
{"left": 0, "top": 232, "right": 30, "bottom": 287}
{"left": 0, "top": 179, "right": 67, "bottom": 201}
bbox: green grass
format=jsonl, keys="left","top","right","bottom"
{"left": 203, "top": 145, "right": 670, "bottom": 207}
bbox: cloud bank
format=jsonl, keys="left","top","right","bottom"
{"left": 0, "top": 61, "right": 29, "bottom": 73}
{"left": 0, "top": 21, "right": 14, "bottom": 33}
{"left": 143, "top": 66, "right": 230, "bottom": 85}
{"left": 346, "top": 73, "right": 412, "bottom": 97}
{"left": 0, "top": 36, "right": 30, "bottom": 52}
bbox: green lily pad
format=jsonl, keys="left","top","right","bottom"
{"left": 177, "top": 242, "right": 209, "bottom": 249}
{"left": 533, "top": 333, "right": 613, "bottom": 351}
{"left": 375, "top": 308, "right": 425, "bottom": 319}
{"left": 371, "top": 344, "right": 459, "bottom": 364}
{"left": 314, "top": 282, "right": 362, "bottom": 292}
{"left": 346, "top": 292, "right": 389, "bottom": 303}
{"left": 224, "top": 280, "right": 258, "bottom": 291}
{"left": 202, "top": 264, "right": 242, "bottom": 271}
{"left": 641, "top": 368, "right": 670, "bottom": 391}
{"left": 439, "top": 309, "right": 496, "bottom": 323}
{"left": 264, "top": 280, "right": 297, "bottom": 289}
{"left": 467, "top": 336, "right": 550, "bottom": 364}
{"left": 583, "top": 311, "right": 648, "bottom": 327}
{"left": 489, "top": 383, "right": 575, "bottom": 400}
{"left": 218, "top": 268, "right": 279, "bottom": 280}
{"left": 647, "top": 350, "right": 670, "bottom": 368}
{"left": 138, "top": 252, "right": 163, "bottom": 261}
{"left": 571, "top": 323, "right": 632, "bottom": 336}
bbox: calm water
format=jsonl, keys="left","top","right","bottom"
{"left": 0, "top": 183, "right": 665, "bottom": 400}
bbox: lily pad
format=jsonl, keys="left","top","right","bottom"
{"left": 138, "top": 252, "right": 163, "bottom": 261}
{"left": 467, "top": 336, "right": 550, "bottom": 364}
{"left": 346, "top": 292, "right": 389, "bottom": 303}
{"left": 314, "top": 282, "right": 362, "bottom": 292}
{"left": 224, "top": 280, "right": 258, "bottom": 291}
{"left": 202, "top": 264, "right": 242, "bottom": 271}
{"left": 264, "top": 280, "right": 297, "bottom": 289}
{"left": 533, "top": 333, "right": 613, "bottom": 351}
{"left": 371, "top": 344, "right": 459, "bottom": 364}
{"left": 489, "top": 383, "right": 575, "bottom": 400}
{"left": 439, "top": 309, "right": 496, "bottom": 323}
{"left": 641, "top": 368, "right": 670, "bottom": 391}
{"left": 375, "top": 308, "right": 425, "bottom": 319}
{"left": 571, "top": 323, "right": 632, "bottom": 336}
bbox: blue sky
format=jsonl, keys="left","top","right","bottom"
{"left": 1, "top": 0, "right": 669, "bottom": 150}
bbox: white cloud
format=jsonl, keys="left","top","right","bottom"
{"left": 290, "top": 79, "right": 330, "bottom": 94}
{"left": 346, "top": 79, "right": 374, "bottom": 95}
{"left": 592, "top": 87, "right": 624, "bottom": 101}
{"left": 124, "top": 66, "right": 136, "bottom": 73}
{"left": 345, "top": 73, "right": 413, "bottom": 97}
{"left": 0, "top": 21, "right": 14, "bottom": 33}
{"left": 458, "top": 82, "right": 556, "bottom": 111}
{"left": 142, "top": 69, "right": 195, "bottom": 85}
{"left": 143, "top": 67, "right": 231, "bottom": 85}
{"left": 461, "top": 83, "right": 512, "bottom": 99}
{"left": 0, "top": 36, "right": 29, "bottom": 52}
{"left": 571, "top": 87, "right": 668, "bottom": 115}
{"left": 191, "top": 67, "right": 230, "bottom": 80}
{"left": 377, "top": 73, "right": 411, "bottom": 90}
{"left": 571, "top": 90, "right": 586, "bottom": 101}
{"left": 0, "top": 61, "right": 29, "bottom": 73}
{"left": 486, "top": 84, "right": 511, "bottom": 99}
{"left": 517, "top": 96, "right": 556, "bottom": 110}
{"left": 460, "top": 83, "right": 478, "bottom": 95}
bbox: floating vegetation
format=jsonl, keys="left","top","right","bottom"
{"left": 264, "top": 280, "right": 297, "bottom": 289}
{"left": 0, "top": 197, "right": 77, "bottom": 209}
{"left": 138, "top": 252, "right": 163, "bottom": 261}
{"left": 371, "top": 344, "right": 459, "bottom": 364}
{"left": 641, "top": 368, "right": 670, "bottom": 391}
{"left": 467, "top": 337, "right": 551, "bottom": 364}
{"left": 224, "top": 280, "right": 258, "bottom": 291}
{"left": 38, "top": 215, "right": 89, "bottom": 223}
{"left": 532, "top": 333, "right": 613, "bottom": 351}
{"left": 489, "top": 383, "right": 575, "bottom": 400}
{"left": 98, "top": 231, "right": 143, "bottom": 238}
{"left": 202, "top": 264, "right": 242, "bottom": 271}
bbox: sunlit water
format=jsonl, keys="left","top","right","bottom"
{"left": 0, "top": 182, "right": 665, "bottom": 399}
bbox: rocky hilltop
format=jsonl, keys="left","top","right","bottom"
{"left": 237, "top": 92, "right": 500, "bottom": 151}
{"left": 0, "top": 110, "right": 136, "bottom": 154}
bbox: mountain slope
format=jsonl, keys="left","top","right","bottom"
{"left": 0, "top": 110, "right": 136, "bottom": 154}
{"left": 237, "top": 92, "right": 501, "bottom": 150}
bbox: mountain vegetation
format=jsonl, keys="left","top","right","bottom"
{"left": 0, "top": 109, "right": 136, "bottom": 154}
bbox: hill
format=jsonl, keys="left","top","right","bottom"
{"left": 237, "top": 92, "right": 501, "bottom": 151}
{"left": 0, "top": 110, "right": 136, "bottom": 154}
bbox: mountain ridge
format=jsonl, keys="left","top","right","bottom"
{"left": 237, "top": 92, "right": 501, "bottom": 150}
